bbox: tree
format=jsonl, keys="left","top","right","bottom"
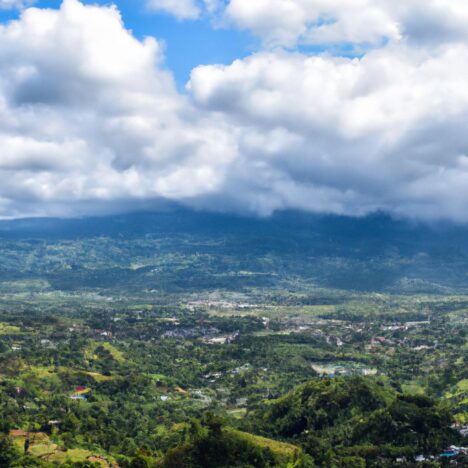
{"left": 0, "top": 435, "right": 20, "bottom": 467}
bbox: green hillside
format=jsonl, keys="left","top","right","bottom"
{"left": 255, "top": 377, "right": 460, "bottom": 466}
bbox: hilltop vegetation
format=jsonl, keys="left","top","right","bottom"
{"left": 255, "top": 377, "right": 458, "bottom": 466}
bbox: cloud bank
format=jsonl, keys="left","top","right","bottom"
{"left": 1, "top": 0, "right": 468, "bottom": 221}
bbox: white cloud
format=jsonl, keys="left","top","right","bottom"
{"left": 203, "top": 0, "right": 223, "bottom": 14}
{"left": 146, "top": 0, "right": 200, "bottom": 20}
{"left": 224, "top": 0, "right": 468, "bottom": 48}
{"left": 0, "top": 0, "right": 34, "bottom": 10}
{"left": 0, "top": 0, "right": 237, "bottom": 217}
{"left": 2, "top": 0, "right": 468, "bottom": 222}
{"left": 189, "top": 44, "right": 468, "bottom": 220}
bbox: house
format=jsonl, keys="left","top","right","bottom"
{"left": 326, "top": 336, "right": 343, "bottom": 347}
{"left": 232, "top": 363, "right": 252, "bottom": 374}
{"left": 202, "top": 331, "right": 239, "bottom": 345}
{"left": 440, "top": 446, "right": 467, "bottom": 458}
{"left": 454, "top": 424, "right": 468, "bottom": 437}
{"left": 203, "top": 373, "right": 222, "bottom": 381}
{"left": 413, "top": 345, "right": 432, "bottom": 351}
{"left": 70, "top": 394, "right": 87, "bottom": 401}
{"left": 405, "top": 321, "right": 430, "bottom": 327}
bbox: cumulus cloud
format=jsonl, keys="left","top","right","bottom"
{"left": 0, "top": 0, "right": 237, "bottom": 217}
{"left": 225, "top": 0, "right": 468, "bottom": 48}
{"left": 2, "top": 0, "right": 468, "bottom": 221}
{"left": 146, "top": 0, "right": 200, "bottom": 19}
{"left": 189, "top": 44, "right": 468, "bottom": 220}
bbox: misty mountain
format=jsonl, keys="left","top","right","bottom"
{"left": 0, "top": 210, "right": 468, "bottom": 293}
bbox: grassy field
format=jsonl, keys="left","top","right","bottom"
{"left": 225, "top": 428, "right": 301, "bottom": 465}
{"left": 0, "top": 322, "right": 21, "bottom": 335}
{"left": 11, "top": 431, "right": 115, "bottom": 466}
{"left": 85, "top": 341, "right": 126, "bottom": 363}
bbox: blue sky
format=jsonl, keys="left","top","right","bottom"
{"left": 0, "top": 0, "right": 258, "bottom": 89}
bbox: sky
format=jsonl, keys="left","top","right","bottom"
{"left": 1, "top": 0, "right": 468, "bottom": 221}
